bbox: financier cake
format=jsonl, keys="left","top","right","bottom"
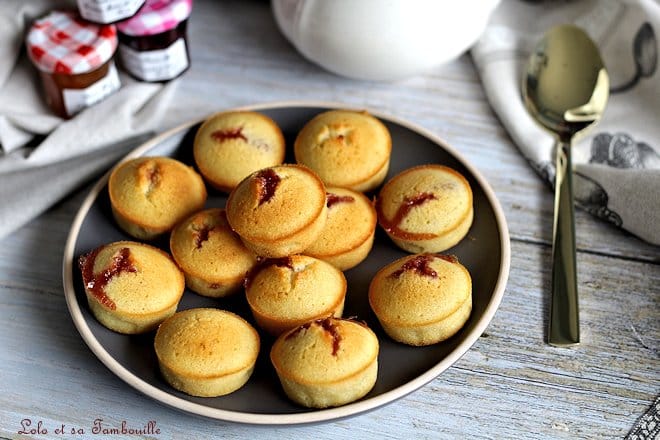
{"left": 270, "top": 317, "right": 379, "bottom": 408}
{"left": 78, "top": 240, "right": 185, "bottom": 334}
{"left": 376, "top": 164, "right": 473, "bottom": 253}
{"left": 154, "top": 308, "right": 260, "bottom": 397}
{"left": 169, "top": 208, "right": 258, "bottom": 298}
{"left": 225, "top": 164, "right": 328, "bottom": 258}
{"left": 193, "top": 110, "right": 286, "bottom": 192}
{"left": 294, "top": 109, "right": 391, "bottom": 192}
{"left": 244, "top": 255, "right": 347, "bottom": 336}
{"left": 304, "top": 187, "right": 376, "bottom": 270}
{"left": 108, "top": 156, "right": 207, "bottom": 240}
{"left": 368, "top": 253, "right": 472, "bottom": 346}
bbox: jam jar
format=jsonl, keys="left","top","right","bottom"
{"left": 76, "top": 0, "right": 146, "bottom": 24}
{"left": 116, "top": 0, "right": 193, "bottom": 82}
{"left": 26, "top": 11, "right": 121, "bottom": 119}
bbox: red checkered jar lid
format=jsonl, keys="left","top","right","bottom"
{"left": 117, "top": 0, "right": 193, "bottom": 37}
{"left": 26, "top": 10, "right": 118, "bottom": 75}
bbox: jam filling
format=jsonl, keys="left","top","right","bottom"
{"left": 137, "top": 160, "right": 161, "bottom": 196}
{"left": 211, "top": 126, "right": 247, "bottom": 143}
{"left": 286, "top": 317, "right": 342, "bottom": 356}
{"left": 390, "top": 254, "right": 458, "bottom": 279}
{"left": 191, "top": 211, "right": 226, "bottom": 249}
{"left": 78, "top": 247, "right": 138, "bottom": 310}
{"left": 255, "top": 168, "right": 281, "bottom": 206}
{"left": 326, "top": 192, "right": 355, "bottom": 208}
{"left": 377, "top": 192, "right": 437, "bottom": 240}
{"left": 243, "top": 256, "right": 293, "bottom": 290}
{"left": 192, "top": 223, "right": 214, "bottom": 249}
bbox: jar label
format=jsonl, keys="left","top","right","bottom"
{"left": 62, "top": 62, "right": 121, "bottom": 116}
{"left": 77, "top": 0, "right": 145, "bottom": 23}
{"left": 119, "top": 38, "right": 189, "bottom": 82}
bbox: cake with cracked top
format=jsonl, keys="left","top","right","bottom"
{"left": 244, "top": 254, "right": 346, "bottom": 336}
{"left": 304, "top": 186, "right": 376, "bottom": 270}
{"left": 169, "top": 208, "right": 257, "bottom": 298}
{"left": 376, "top": 164, "right": 473, "bottom": 253}
{"left": 270, "top": 317, "right": 379, "bottom": 408}
{"left": 294, "top": 109, "right": 391, "bottom": 192}
{"left": 193, "top": 110, "right": 286, "bottom": 192}
{"left": 225, "top": 164, "right": 327, "bottom": 258}
{"left": 368, "top": 253, "right": 472, "bottom": 346}
{"left": 78, "top": 240, "right": 185, "bottom": 334}
{"left": 108, "top": 156, "right": 207, "bottom": 240}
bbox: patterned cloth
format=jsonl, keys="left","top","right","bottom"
{"left": 117, "top": 0, "right": 192, "bottom": 36}
{"left": 626, "top": 395, "right": 660, "bottom": 440}
{"left": 471, "top": 0, "right": 660, "bottom": 245}
{"left": 26, "top": 10, "right": 117, "bottom": 74}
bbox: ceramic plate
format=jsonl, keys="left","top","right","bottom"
{"left": 63, "top": 102, "right": 510, "bottom": 425}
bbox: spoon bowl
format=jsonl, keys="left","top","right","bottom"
{"left": 522, "top": 24, "right": 609, "bottom": 346}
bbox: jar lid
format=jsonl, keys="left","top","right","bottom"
{"left": 117, "top": 0, "right": 193, "bottom": 37}
{"left": 26, "top": 10, "right": 118, "bottom": 75}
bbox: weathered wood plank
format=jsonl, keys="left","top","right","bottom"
{"left": 0, "top": 1, "right": 657, "bottom": 439}
{"left": 0, "top": 218, "right": 656, "bottom": 439}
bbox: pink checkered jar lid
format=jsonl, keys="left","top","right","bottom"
{"left": 26, "top": 10, "right": 118, "bottom": 75}
{"left": 116, "top": 0, "right": 193, "bottom": 37}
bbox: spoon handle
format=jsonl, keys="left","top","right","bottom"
{"left": 549, "top": 140, "right": 580, "bottom": 346}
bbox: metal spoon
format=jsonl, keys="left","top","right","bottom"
{"left": 522, "top": 25, "right": 609, "bottom": 346}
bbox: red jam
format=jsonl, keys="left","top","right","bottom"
{"left": 192, "top": 223, "right": 213, "bottom": 249}
{"left": 211, "top": 127, "right": 247, "bottom": 143}
{"left": 377, "top": 192, "right": 437, "bottom": 240}
{"left": 191, "top": 211, "right": 225, "bottom": 249}
{"left": 390, "top": 254, "right": 458, "bottom": 279}
{"left": 390, "top": 254, "right": 437, "bottom": 279}
{"left": 255, "top": 168, "right": 281, "bottom": 206}
{"left": 79, "top": 246, "right": 138, "bottom": 310}
{"left": 137, "top": 160, "right": 161, "bottom": 195}
{"left": 326, "top": 192, "right": 355, "bottom": 208}
{"left": 287, "top": 317, "right": 342, "bottom": 356}
{"left": 243, "top": 256, "right": 293, "bottom": 290}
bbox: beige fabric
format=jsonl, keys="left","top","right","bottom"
{"left": 471, "top": 0, "right": 660, "bottom": 244}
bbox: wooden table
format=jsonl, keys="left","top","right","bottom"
{"left": 1, "top": 1, "right": 658, "bottom": 438}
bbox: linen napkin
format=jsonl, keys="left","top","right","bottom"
{"left": 471, "top": 0, "right": 660, "bottom": 245}
{"left": 0, "top": 0, "right": 175, "bottom": 240}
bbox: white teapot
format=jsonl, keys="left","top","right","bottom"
{"left": 272, "top": 0, "right": 500, "bottom": 81}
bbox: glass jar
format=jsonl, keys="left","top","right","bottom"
{"left": 76, "top": 0, "right": 146, "bottom": 24}
{"left": 26, "top": 10, "right": 121, "bottom": 119}
{"left": 116, "top": 0, "right": 193, "bottom": 82}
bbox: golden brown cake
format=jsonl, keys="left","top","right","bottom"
{"left": 78, "top": 240, "right": 185, "bottom": 334}
{"left": 244, "top": 255, "right": 347, "bottom": 336}
{"left": 154, "top": 308, "right": 260, "bottom": 397}
{"left": 169, "top": 208, "right": 258, "bottom": 298}
{"left": 225, "top": 164, "right": 328, "bottom": 258}
{"left": 108, "top": 156, "right": 207, "bottom": 240}
{"left": 304, "top": 187, "right": 376, "bottom": 270}
{"left": 270, "top": 317, "right": 379, "bottom": 408}
{"left": 294, "top": 109, "right": 391, "bottom": 192}
{"left": 193, "top": 111, "right": 286, "bottom": 192}
{"left": 376, "top": 164, "right": 473, "bottom": 253}
{"left": 368, "top": 253, "right": 472, "bottom": 346}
